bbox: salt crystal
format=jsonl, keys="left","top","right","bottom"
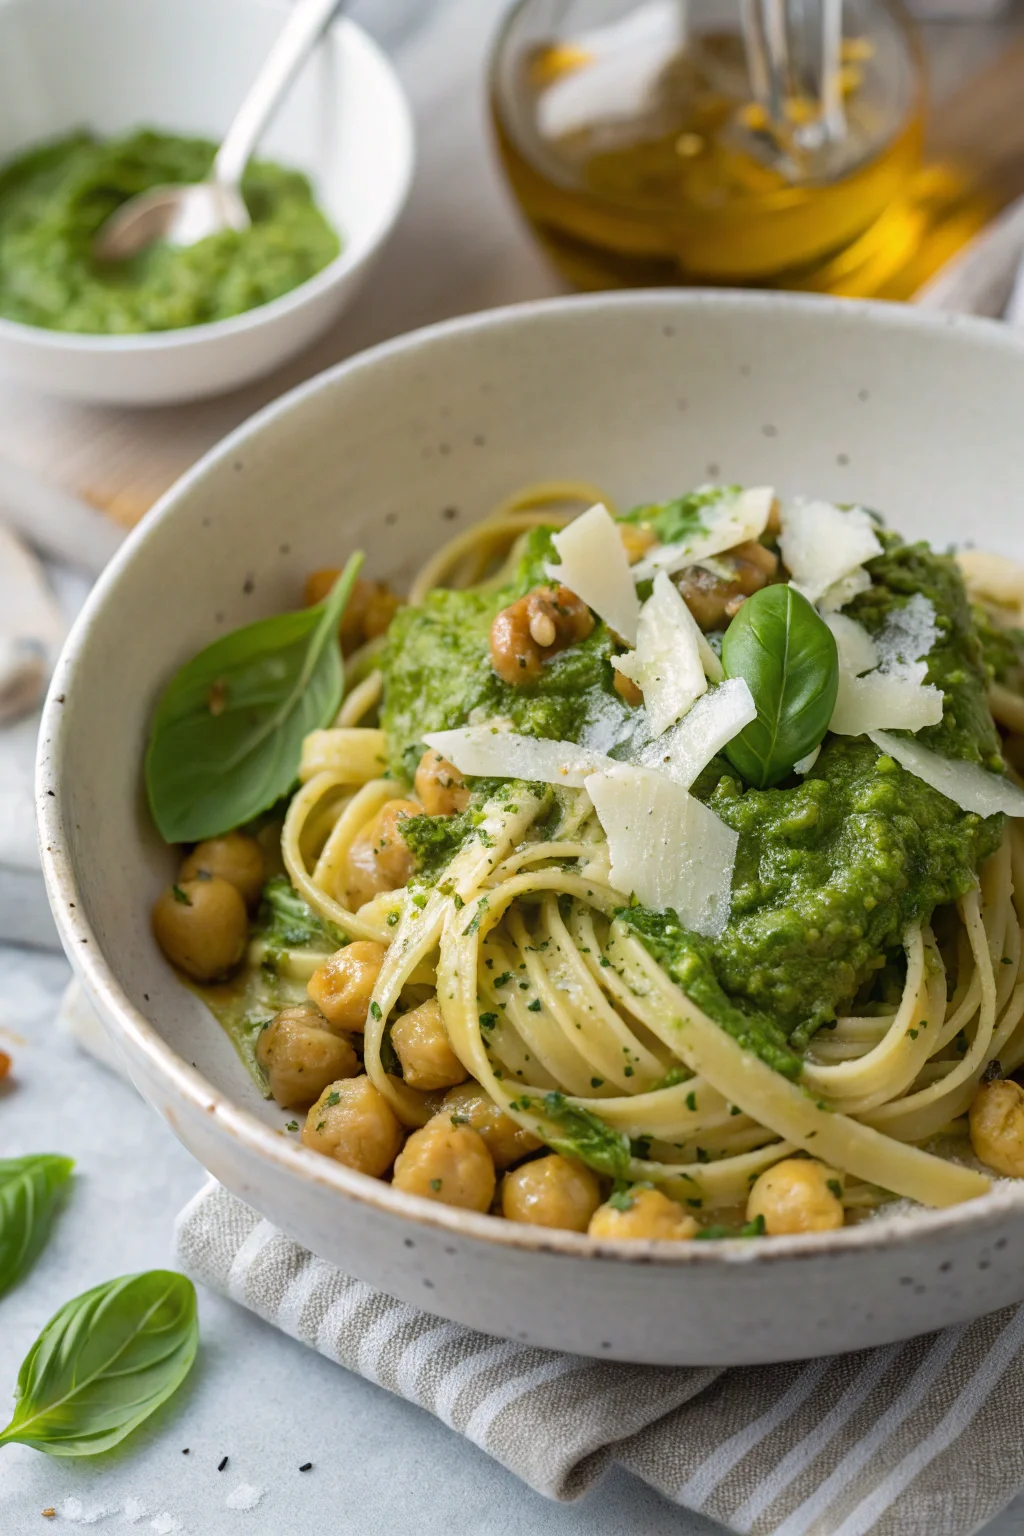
{"left": 875, "top": 592, "right": 938, "bottom": 674}
{"left": 122, "top": 1497, "right": 147, "bottom": 1523}
{"left": 60, "top": 1497, "right": 109, "bottom": 1524}
{"left": 149, "top": 1516, "right": 181, "bottom": 1535}
{"left": 225, "top": 1484, "right": 264, "bottom": 1512}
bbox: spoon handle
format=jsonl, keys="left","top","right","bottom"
{"left": 213, "top": 0, "right": 346, "bottom": 191}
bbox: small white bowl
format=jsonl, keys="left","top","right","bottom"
{"left": 37, "top": 292, "right": 1024, "bottom": 1365}
{"left": 0, "top": 0, "right": 414, "bottom": 405}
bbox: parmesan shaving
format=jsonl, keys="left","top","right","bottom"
{"left": 868, "top": 731, "right": 1024, "bottom": 818}
{"left": 547, "top": 502, "right": 640, "bottom": 644}
{"left": 614, "top": 571, "right": 710, "bottom": 737}
{"left": 422, "top": 726, "right": 613, "bottom": 788}
{"left": 631, "top": 487, "right": 775, "bottom": 582}
{"left": 585, "top": 765, "right": 738, "bottom": 936}
{"left": 827, "top": 602, "right": 943, "bottom": 737}
{"left": 818, "top": 566, "right": 872, "bottom": 613}
{"left": 636, "top": 678, "right": 756, "bottom": 787}
{"left": 780, "top": 499, "right": 883, "bottom": 606}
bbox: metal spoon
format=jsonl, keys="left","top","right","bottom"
{"left": 94, "top": 0, "right": 345, "bottom": 262}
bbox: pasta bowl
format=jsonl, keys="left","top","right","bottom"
{"left": 37, "top": 291, "right": 1024, "bottom": 1366}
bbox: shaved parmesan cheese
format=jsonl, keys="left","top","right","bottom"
{"left": 585, "top": 765, "right": 737, "bottom": 936}
{"left": 631, "top": 487, "right": 775, "bottom": 583}
{"left": 779, "top": 500, "right": 882, "bottom": 606}
{"left": 830, "top": 673, "right": 944, "bottom": 735}
{"left": 547, "top": 502, "right": 640, "bottom": 644}
{"left": 636, "top": 678, "right": 756, "bottom": 787}
{"left": 826, "top": 613, "right": 879, "bottom": 677}
{"left": 614, "top": 572, "right": 709, "bottom": 737}
{"left": 794, "top": 746, "right": 820, "bottom": 775}
{"left": 869, "top": 731, "right": 1024, "bottom": 818}
{"left": 818, "top": 567, "right": 872, "bottom": 613}
{"left": 422, "top": 727, "right": 613, "bottom": 788}
{"left": 826, "top": 601, "right": 943, "bottom": 737}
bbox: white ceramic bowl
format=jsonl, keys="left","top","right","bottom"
{"left": 0, "top": 0, "right": 414, "bottom": 405}
{"left": 37, "top": 292, "right": 1024, "bottom": 1365}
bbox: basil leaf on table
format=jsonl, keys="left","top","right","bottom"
{"left": 146, "top": 554, "right": 364, "bottom": 844}
{"left": 721, "top": 584, "right": 838, "bottom": 788}
{"left": 0, "top": 1154, "right": 74, "bottom": 1299}
{"left": 0, "top": 1270, "right": 198, "bottom": 1457}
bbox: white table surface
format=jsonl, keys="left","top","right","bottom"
{"left": 4, "top": 1, "right": 1024, "bottom": 1531}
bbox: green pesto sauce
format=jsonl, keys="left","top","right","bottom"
{"left": 380, "top": 528, "right": 633, "bottom": 782}
{"left": 0, "top": 130, "right": 340, "bottom": 334}
{"left": 976, "top": 611, "right": 1024, "bottom": 693}
{"left": 381, "top": 515, "right": 1006, "bottom": 1066}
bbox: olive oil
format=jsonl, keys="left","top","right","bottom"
{"left": 490, "top": 4, "right": 955, "bottom": 298}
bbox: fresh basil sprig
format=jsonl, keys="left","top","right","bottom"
{"left": 0, "top": 1155, "right": 74, "bottom": 1299}
{"left": 721, "top": 584, "right": 838, "bottom": 788}
{"left": 0, "top": 1270, "right": 198, "bottom": 1457}
{"left": 146, "top": 554, "right": 364, "bottom": 844}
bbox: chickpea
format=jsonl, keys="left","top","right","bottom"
{"left": 501, "top": 1153, "right": 601, "bottom": 1232}
{"left": 969, "top": 1077, "right": 1024, "bottom": 1178}
{"left": 0, "top": 1049, "right": 10, "bottom": 1083}
{"left": 588, "top": 1186, "right": 699, "bottom": 1242}
{"left": 746, "top": 1158, "right": 845, "bottom": 1235}
{"left": 392, "top": 1117, "right": 495, "bottom": 1211}
{"left": 302, "top": 1074, "right": 403, "bottom": 1176}
{"left": 256, "top": 1003, "right": 358, "bottom": 1110}
{"left": 489, "top": 584, "right": 594, "bottom": 686}
{"left": 304, "top": 571, "right": 402, "bottom": 656}
{"left": 152, "top": 875, "right": 248, "bottom": 982}
{"left": 391, "top": 997, "right": 467, "bottom": 1092}
{"left": 619, "top": 523, "right": 656, "bottom": 565}
{"left": 343, "top": 798, "right": 420, "bottom": 908}
{"left": 413, "top": 750, "right": 470, "bottom": 816}
{"left": 180, "top": 831, "right": 265, "bottom": 910}
{"left": 441, "top": 1082, "right": 542, "bottom": 1169}
{"left": 307, "top": 941, "right": 386, "bottom": 1032}
{"left": 676, "top": 539, "right": 779, "bottom": 631}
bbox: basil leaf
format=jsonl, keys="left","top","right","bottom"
{"left": 0, "top": 1155, "right": 74, "bottom": 1299}
{"left": 721, "top": 584, "right": 838, "bottom": 788}
{"left": 0, "top": 1270, "right": 198, "bottom": 1457}
{"left": 145, "top": 554, "right": 364, "bottom": 844}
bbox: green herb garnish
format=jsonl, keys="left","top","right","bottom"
{"left": 0, "top": 1271, "right": 198, "bottom": 1456}
{"left": 721, "top": 584, "right": 838, "bottom": 788}
{"left": 145, "top": 555, "right": 363, "bottom": 842}
{"left": 0, "top": 1155, "right": 74, "bottom": 1299}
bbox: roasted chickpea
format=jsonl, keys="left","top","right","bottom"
{"left": 676, "top": 539, "right": 779, "bottom": 631}
{"left": 391, "top": 997, "right": 467, "bottom": 1092}
{"left": 969, "top": 1077, "right": 1024, "bottom": 1178}
{"left": 256, "top": 1004, "right": 358, "bottom": 1110}
{"left": 392, "top": 1118, "right": 495, "bottom": 1210}
{"left": 343, "top": 799, "right": 420, "bottom": 908}
{"left": 307, "top": 941, "right": 387, "bottom": 1032}
{"left": 619, "top": 523, "right": 656, "bottom": 565}
{"left": 152, "top": 875, "right": 248, "bottom": 982}
{"left": 440, "top": 1082, "right": 542, "bottom": 1169}
{"left": 180, "top": 832, "right": 265, "bottom": 910}
{"left": 302, "top": 1074, "right": 403, "bottom": 1175}
{"left": 0, "top": 1049, "right": 10, "bottom": 1083}
{"left": 588, "top": 1186, "right": 699, "bottom": 1242}
{"left": 304, "top": 572, "right": 402, "bottom": 656}
{"left": 501, "top": 1153, "right": 601, "bottom": 1232}
{"left": 746, "top": 1158, "right": 844, "bottom": 1235}
{"left": 413, "top": 750, "right": 470, "bottom": 816}
{"left": 489, "top": 584, "right": 594, "bottom": 686}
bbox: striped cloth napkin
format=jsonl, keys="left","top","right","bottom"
{"left": 175, "top": 1179, "right": 1024, "bottom": 1535}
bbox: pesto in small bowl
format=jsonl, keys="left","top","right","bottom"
{"left": 0, "top": 128, "right": 341, "bottom": 334}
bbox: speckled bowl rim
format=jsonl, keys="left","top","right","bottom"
{"left": 0, "top": 10, "right": 415, "bottom": 355}
{"left": 37, "top": 288, "right": 1024, "bottom": 1267}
